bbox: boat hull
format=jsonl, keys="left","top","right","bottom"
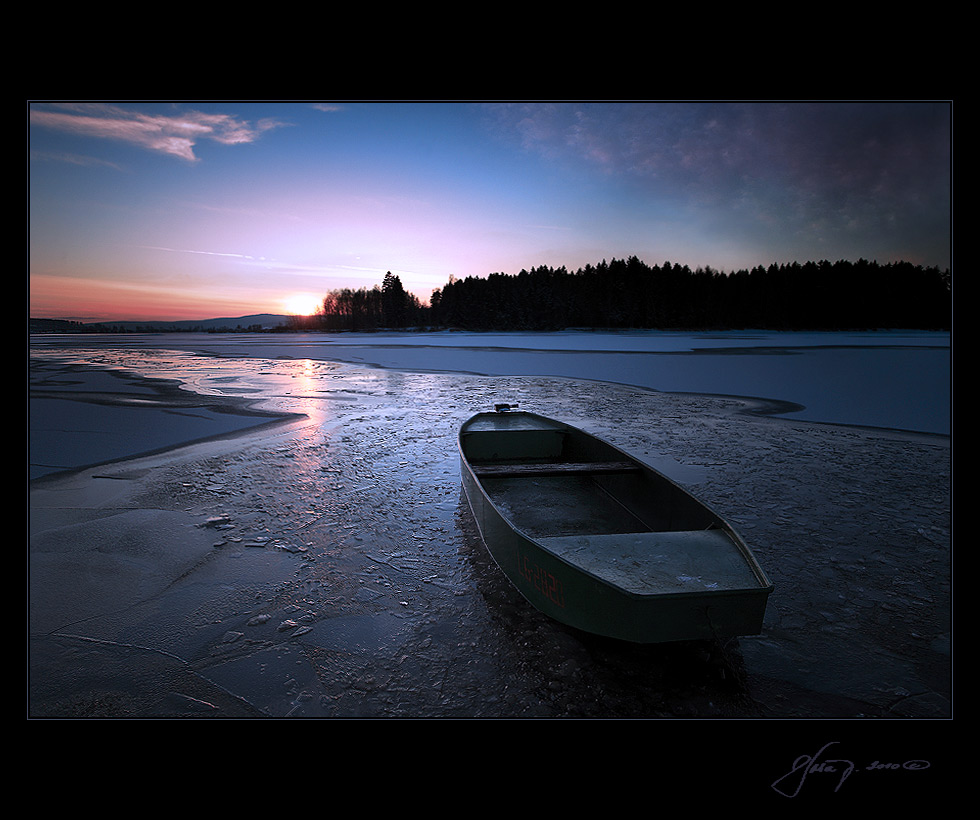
{"left": 459, "top": 410, "right": 773, "bottom": 644}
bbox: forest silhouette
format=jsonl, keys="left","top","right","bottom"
{"left": 31, "top": 256, "right": 950, "bottom": 334}
{"left": 309, "top": 257, "right": 950, "bottom": 333}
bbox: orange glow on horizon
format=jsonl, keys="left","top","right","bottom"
{"left": 29, "top": 274, "right": 275, "bottom": 324}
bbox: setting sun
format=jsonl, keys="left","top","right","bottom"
{"left": 282, "top": 293, "right": 322, "bottom": 316}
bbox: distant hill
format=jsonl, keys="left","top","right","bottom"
{"left": 29, "top": 314, "right": 292, "bottom": 333}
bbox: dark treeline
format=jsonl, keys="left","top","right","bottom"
{"left": 428, "top": 256, "right": 950, "bottom": 331}
{"left": 33, "top": 257, "right": 949, "bottom": 335}
{"left": 300, "top": 271, "right": 426, "bottom": 331}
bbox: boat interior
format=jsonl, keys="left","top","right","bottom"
{"left": 461, "top": 413, "right": 769, "bottom": 593}
{"left": 462, "top": 413, "right": 718, "bottom": 538}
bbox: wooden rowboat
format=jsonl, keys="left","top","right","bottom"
{"left": 459, "top": 406, "right": 773, "bottom": 643}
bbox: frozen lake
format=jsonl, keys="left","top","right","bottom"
{"left": 30, "top": 329, "right": 951, "bottom": 435}
{"left": 29, "top": 327, "right": 952, "bottom": 719}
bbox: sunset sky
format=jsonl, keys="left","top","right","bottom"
{"left": 29, "top": 100, "right": 952, "bottom": 323}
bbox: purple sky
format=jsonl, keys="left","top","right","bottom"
{"left": 29, "top": 100, "right": 951, "bottom": 322}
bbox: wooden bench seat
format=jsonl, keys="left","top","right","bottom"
{"left": 471, "top": 460, "right": 640, "bottom": 479}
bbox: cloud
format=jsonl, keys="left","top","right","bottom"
{"left": 29, "top": 149, "right": 124, "bottom": 170}
{"left": 483, "top": 101, "right": 951, "bottom": 265}
{"left": 139, "top": 245, "right": 259, "bottom": 260}
{"left": 492, "top": 101, "right": 948, "bottom": 196}
{"left": 29, "top": 102, "right": 285, "bottom": 161}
